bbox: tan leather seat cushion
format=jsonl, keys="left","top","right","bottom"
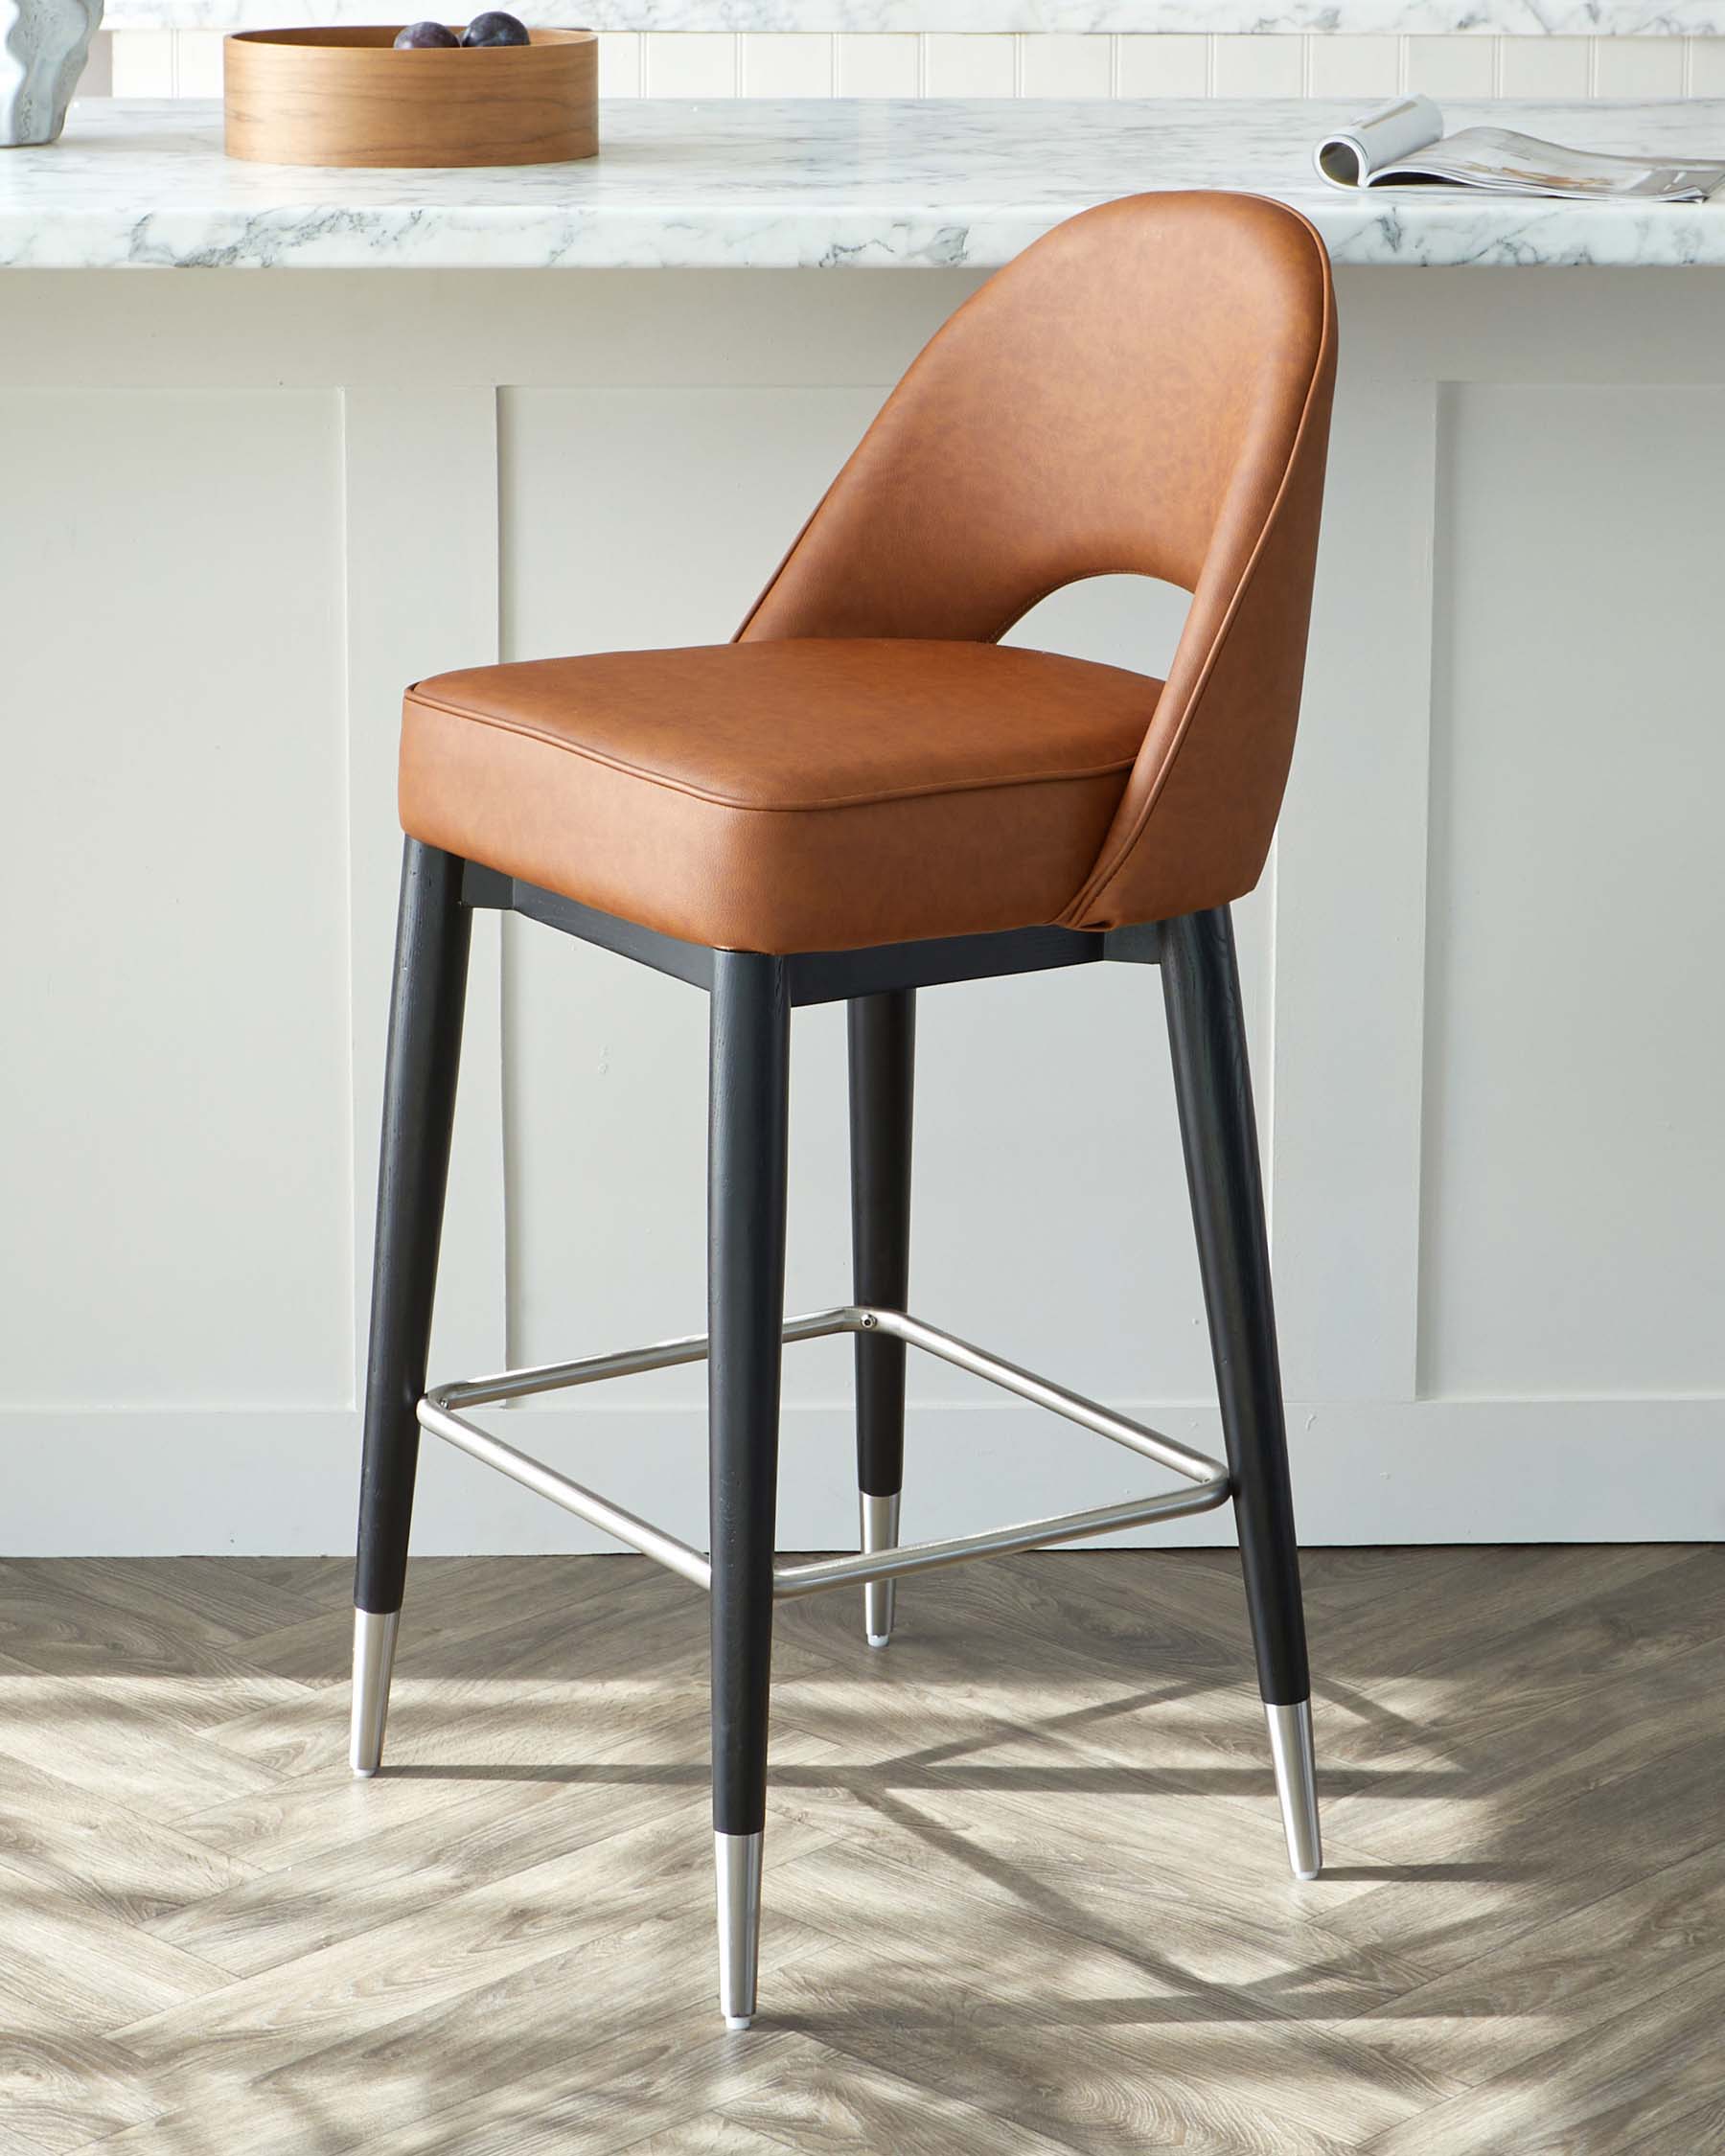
{"left": 401, "top": 639, "right": 1162, "bottom": 954}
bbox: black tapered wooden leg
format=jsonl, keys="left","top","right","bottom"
{"left": 1162, "top": 906, "right": 1320, "bottom": 1879}
{"left": 848, "top": 989, "right": 915, "bottom": 1648}
{"left": 350, "top": 838, "right": 472, "bottom": 1777}
{"left": 708, "top": 950, "right": 791, "bottom": 2028}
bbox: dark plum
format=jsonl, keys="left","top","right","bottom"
{"left": 393, "top": 18, "right": 459, "bottom": 43}
{"left": 461, "top": 10, "right": 530, "bottom": 42}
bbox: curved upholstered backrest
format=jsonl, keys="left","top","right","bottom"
{"left": 737, "top": 190, "right": 1337, "bottom": 932}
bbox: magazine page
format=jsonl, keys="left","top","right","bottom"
{"left": 1375, "top": 126, "right": 1725, "bottom": 201}
{"left": 1314, "top": 97, "right": 1445, "bottom": 189}
{"left": 1316, "top": 100, "right": 1725, "bottom": 201}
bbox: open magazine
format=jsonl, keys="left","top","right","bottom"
{"left": 1315, "top": 95, "right": 1725, "bottom": 202}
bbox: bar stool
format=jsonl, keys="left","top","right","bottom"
{"left": 350, "top": 189, "right": 1338, "bottom": 2030}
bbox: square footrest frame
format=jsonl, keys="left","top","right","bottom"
{"left": 417, "top": 1306, "right": 1230, "bottom": 1598}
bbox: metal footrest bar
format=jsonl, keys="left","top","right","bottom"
{"left": 772, "top": 1477, "right": 1227, "bottom": 1597}
{"left": 416, "top": 1393, "right": 715, "bottom": 1590}
{"left": 418, "top": 1305, "right": 1230, "bottom": 1601}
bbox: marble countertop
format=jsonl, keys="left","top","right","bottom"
{"left": 97, "top": 0, "right": 1725, "bottom": 34}
{"left": 5, "top": 97, "right": 1724, "bottom": 270}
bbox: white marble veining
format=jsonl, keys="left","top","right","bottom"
{"left": 96, "top": 0, "right": 1725, "bottom": 34}
{"left": 4, "top": 96, "right": 1724, "bottom": 267}
{"left": 3, "top": 0, "right": 102, "bottom": 144}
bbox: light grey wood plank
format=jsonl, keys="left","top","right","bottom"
{"left": 1361, "top": 1837, "right": 1725, "bottom": 2094}
{"left": 1292, "top": 1724, "right": 1724, "bottom": 1991}
{"left": 769, "top": 1838, "right": 1438, "bottom": 2148}
{"left": 1363, "top": 1951, "right": 1725, "bottom": 2154}
{"left": 0, "top": 2124, "right": 65, "bottom": 2156}
{"left": 0, "top": 1750, "right": 259, "bottom": 1925}
{"left": 1618, "top": 2086, "right": 1725, "bottom": 2156}
{"left": 1313, "top": 1543, "right": 1689, "bottom": 1680}
{"left": 0, "top": 1564, "right": 307, "bottom": 1700}
{"left": 711, "top": 2051, "right": 1063, "bottom": 2156}
{"left": 780, "top": 1548, "right": 1245, "bottom": 1683}
{"left": 611, "top": 2125, "right": 796, "bottom": 2156}
{"left": 12, "top": 1558, "right": 324, "bottom": 1647}
{"left": 151, "top": 1724, "right": 841, "bottom": 1979}
{"left": 255, "top": 1938, "right": 832, "bottom": 2156}
{"left": 243, "top": 1557, "right": 356, "bottom": 1603}
{"left": 90, "top": 1918, "right": 834, "bottom": 2156}
{"left": 9, "top": 1549, "right": 1720, "bottom": 2156}
{"left": 237, "top": 1553, "right": 632, "bottom": 1687}
{"left": 0, "top": 1853, "right": 227, "bottom": 2034}
{"left": 1021, "top": 1548, "right": 1259, "bottom": 1656}
{"left": 762, "top": 1932, "right": 1360, "bottom": 2156}
{"left": 773, "top": 1768, "right": 1431, "bottom": 2011}
{"left": 0, "top": 1667, "right": 284, "bottom": 1822}
{"left": 115, "top": 1803, "right": 840, "bottom": 2108}
{"left": 0, "top": 2031, "right": 163, "bottom": 2155}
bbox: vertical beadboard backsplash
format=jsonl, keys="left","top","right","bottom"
{"left": 96, "top": 30, "right": 1725, "bottom": 100}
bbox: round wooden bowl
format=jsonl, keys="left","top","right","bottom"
{"left": 224, "top": 26, "right": 598, "bottom": 169}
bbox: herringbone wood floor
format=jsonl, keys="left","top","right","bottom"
{"left": 1, "top": 1546, "right": 1721, "bottom": 2155}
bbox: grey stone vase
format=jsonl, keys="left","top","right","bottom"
{"left": 2, "top": 0, "right": 103, "bottom": 146}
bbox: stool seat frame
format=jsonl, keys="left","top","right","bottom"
{"left": 350, "top": 839, "right": 1323, "bottom": 2031}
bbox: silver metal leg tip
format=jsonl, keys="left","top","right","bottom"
{"left": 350, "top": 1607, "right": 401, "bottom": 1780}
{"left": 1264, "top": 1698, "right": 1322, "bottom": 1883}
{"left": 861, "top": 1491, "right": 901, "bottom": 1654}
{"left": 715, "top": 1829, "right": 763, "bottom": 2036}
{"left": 351, "top": 1762, "right": 379, "bottom": 1780}
{"left": 724, "top": 2015, "right": 753, "bottom": 2032}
